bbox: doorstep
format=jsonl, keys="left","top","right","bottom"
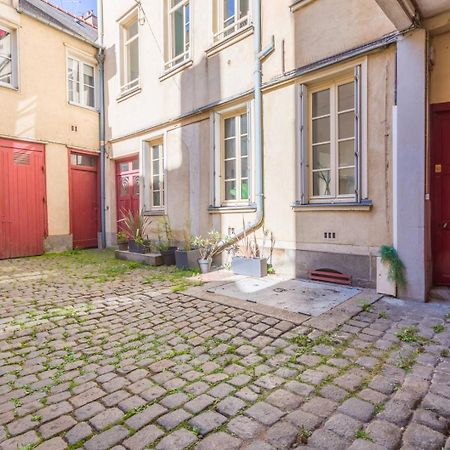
{"left": 115, "top": 250, "right": 163, "bottom": 266}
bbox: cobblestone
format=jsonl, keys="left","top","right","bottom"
{"left": 0, "top": 252, "right": 448, "bottom": 449}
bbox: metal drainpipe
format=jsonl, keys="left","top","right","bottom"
{"left": 215, "top": 0, "right": 272, "bottom": 254}
{"left": 97, "top": 0, "right": 106, "bottom": 249}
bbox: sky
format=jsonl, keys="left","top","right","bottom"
{"left": 56, "top": 0, "right": 97, "bottom": 16}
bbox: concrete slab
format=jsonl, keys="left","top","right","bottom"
{"left": 206, "top": 276, "right": 361, "bottom": 317}
{"left": 115, "top": 250, "right": 163, "bottom": 266}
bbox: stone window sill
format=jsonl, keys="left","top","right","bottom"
{"left": 116, "top": 86, "right": 142, "bottom": 103}
{"left": 290, "top": 0, "right": 318, "bottom": 12}
{"left": 205, "top": 26, "right": 254, "bottom": 58}
{"left": 292, "top": 200, "right": 373, "bottom": 212}
{"left": 159, "top": 59, "right": 193, "bottom": 82}
{"left": 208, "top": 204, "right": 257, "bottom": 214}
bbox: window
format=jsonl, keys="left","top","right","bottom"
{"left": 68, "top": 57, "right": 96, "bottom": 108}
{"left": 165, "top": 0, "right": 190, "bottom": 71}
{"left": 121, "top": 13, "right": 139, "bottom": 95}
{"left": 149, "top": 143, "right": 165, "bottom": 209}
{"left": 0, "top": 25, "right": 17, "bottom": 88}
{"left": 304, "top": 76, "right": 359, "bottom": 202}
{"left": 214, "top": 0, "right": 250, "bottom": 42}
{"left": 71, "top": 153, "right": 96, "bottom": 167}
{"left": 223, "top": 112, "right": 249, "bottom": 203}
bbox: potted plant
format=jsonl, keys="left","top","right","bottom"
{"left": 175, "top": 231, "right": 201, "bottom": 270}
{"left": 192, "top": 230, "right": 227, "bottom": 274}
{"left": 157, "top": 217, "right": 176, "bottom": 265}
{"left": 230, "top": 224, "right": 275, "bottom": 278}
{"left": 116, "top": 231, "right": 128, "bottom": 251}
{"left": 119, "top": 209, "right": 152, "bottom": 254}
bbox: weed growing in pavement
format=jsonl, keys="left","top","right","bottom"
{"left": 395, "top": 326, "right": 428, "bottom": 344}
{"left": 355, "top": 429, "right": 373, "bottom": 441}
{"left": 432, "top": 323, "right": 445, "bottom": 334}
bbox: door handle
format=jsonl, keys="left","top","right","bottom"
{"left": 443, "top": 222, "right": 448, "bottom": 230}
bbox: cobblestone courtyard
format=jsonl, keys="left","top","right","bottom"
{"left": 0, "top": 251, "right": 449, "bottom": 450}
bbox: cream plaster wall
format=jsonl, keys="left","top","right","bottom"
{"left": 0, "top": 10, "right": 99, "bottom": 241}
{"left": 430, "top": 31, "right": 450, "bottom": 105}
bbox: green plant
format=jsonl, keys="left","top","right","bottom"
{"left": 116, "top": 231, "right": 128, "bottom": 243}
{"left": 432, "top": 323, "right": 445, "bottom": 333}
{"left": 378, "top": 310, "right": 388, "bottom": 319}
{"left": 440, "top": 348, "right": 449, "bottom": 358}
{"left": 395, "top": 326, "right": 425, "bottom": 343}
{"left": 380, "top": 245, "right": 406, "bottom": 288}
{"left": 31, "top": 415, "right": 42, "bottom": 422}
{"left": 192, "top": 230, "right": 228, "bottom": 260}
{"left": 354, "top": 429, "right": 373, "bottom": 441}
{"left": 298, "top": 426, "right": 312, "bottom": 444}
{"left": 119, "top": 209, "right": 152, "bottom": 242}
{"left": 360, "top": 301, "right": 373, "bottom": 312}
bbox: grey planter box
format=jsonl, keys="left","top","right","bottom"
{"left": 115, "top": 250, "right": 163, "bottom": 266}
{"left": 175, "top": 249, "right": 201, "bottom": 270}
{"left": 231, "top": 257, "right": 268, "bottom": 278}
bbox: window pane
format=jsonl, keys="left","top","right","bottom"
{"left": 152, "top": 145, "right": 160, "bottom": 160}
{"left": 127, "top": 38, "right": 139, "bottom": 82}
{"left": 120, "top": 176, "right": 129, "bottom": 195}
{"left": 173, "top": 6, "right": 184, "bottom": 57}
{"left": 0, "top": 28, "right": 11, "bottom": 57}
{"left": 119, "top": 162, "right": 129, "bottom": 172}
{"left": 240, "top": 137, "right": 248, "bottom": 156}
{"left": 127, "top": 20, "right": 138, "bottom": 40}
{"left": 339, "top": 167, "right": 355, "bottom": 195}
{"left": 83, "top": 64, "right": 94, "bottom": 87}
{"left": 241, "top": 157, "right": 248, "bottom": 178}
{"left": 339, "top": 140, "right": 355, "bottom": 167}
{"left": 240, "top": 113, "right": 247, "bottom": 134}
{"left": 225, "top": 180, "right": 236, "bottom": 200}
{"left": 338, "top": 82, "right": 355, "bottom": 111}
{"left": 312, "top": 89, "right": 330, "bottom": 117}
{"left": 225, "top": 139, "right": 236, "bottom": 159}
{"left": 133, "top": 176, "right": 140, "bottom": 194}
{"left": 313, "top": 170, "right": 331, "bottom": 197}
{"left": 185, "top": 5, "right": 190, "bottom": 47}
{"left": 241, "top": 179, "right": 249, "bottom": 200}
{"left": 153, "top": 191, "right": 161, "bottom": 207}
{"left": 153, "top": 161, "right": 160, "bottom": 176}
{"left": 239, "top": 0, "right": 249, "bottom": 18}
{"left": 224, "top": 0, "right": 235, "bottom": 21}
{"left": 83, "top": 85, "right": 95, "bottom": 107}
{"left": 312, "top": 116, "right": 330, "bottom": 143}
{"left": 71, "top": 154, "right": 96, "bottom": 167}
{"left": 132, "top": 159, "right": 139, "bottom": 170}
{"left": 338, "top": 111, "right": 354, "bottom": 140}
{"left": 225, "top": 159, "right": 236, "bottom": 179}
{"left": 0, "top": 56, "right": 11, "bottom": 84}
{"left": 312, "top": 144, "right": 330, "bottom": 170}
{"left": 225, "top": 117, "right": 235, "bottom": 138}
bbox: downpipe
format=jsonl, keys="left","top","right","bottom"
{"left": 97, "top": 0, "right": 106, "bottom": 249}
{"left": 215, "top": 0, "right": 274, "bottom": 254}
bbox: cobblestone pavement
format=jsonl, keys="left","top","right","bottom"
{"left": 0, "top": 251, "right": 449, "bottom": 450}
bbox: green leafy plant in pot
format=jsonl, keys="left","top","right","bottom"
{"left": 192, "top": 230, "right": 229, "bottom": 274}
{"left": 116, "top": 231, "right": 129, "bottom": 251}
{"left": 175, "top": 230, "right": 200, "bottom": 270}
{"left": 157, "top": 217, "right": 176, "bottom": 265}
{"left": 119, "top": 209, "right": 152, "bottom": 254}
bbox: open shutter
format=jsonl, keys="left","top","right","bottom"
{"left": 299, "top": 84, "right": 308, "bottom": 204}
{"left": 140, "top": 142, "right": 147, "bottom": 212}
{"left": 354, "top": 65, "right": 362, "bottom": 203}
{"left": 211, "top": 112, "right": 221, "bottom": 207}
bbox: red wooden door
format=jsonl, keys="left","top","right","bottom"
{"left": 0, "top": 139, "right": 46, "bottom": 259}
{"left": 70, "top": 152, "right": 99, "bottom": 249}
{"left": 431, "top": 103, "right": 450, "bottom": 285}
{"left": 116, "top": 157, "right": 140, "bottom": 231}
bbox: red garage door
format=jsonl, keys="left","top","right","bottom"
{"left": 0, "top": 139, "right": 46, "bottom": 259}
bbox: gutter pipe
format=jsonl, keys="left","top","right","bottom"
{"left": 215, "top": 0, "right": 273, "bottom": 254}
{"left": 97, "top": 0, "right": 106, "bottom": 249}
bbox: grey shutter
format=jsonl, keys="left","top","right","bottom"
{"left": 141, "top": 142, "right": 147, "bottom": 212}
{"left": 300, "top": 84, "right": 307, "bottom": 204}
{"left": 354, "top": 65, "right": 362, "bottom": 203}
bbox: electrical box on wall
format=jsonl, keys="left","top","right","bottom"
{"left": 376, "top": 257, "right": 397, "bottom": 297}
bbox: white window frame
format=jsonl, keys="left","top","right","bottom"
{"left": 165, "top": 0, "right": 190, "bottom": 71}
{"left": 298, "top": 61, "right": 367, "bottom": 205}
{"left": 0, "top": 23, "right": 18, "bottom": 89}
{"left": 67, "top": 56, "right": 97, "bottom": 109}
{"left": 142, "top": 139, "right": 166, "bottom": 213}
{"left": 120, "top": 9, "right": 140, "bottom": 96}
{"left": 214, "top": 0, "right": 251, "bottom": 43}
{"left": 211, "top": 103, "right": 254, "bottom": 207}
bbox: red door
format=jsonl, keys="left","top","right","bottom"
{"left": 0, "top": 139, "right": 46, "bottom": 259}
{"left": 116, "top": 157, "right": 140, "bottom": 231}
{"left": 70, "top": 151, "right": 99, "bottom": 249}
{"left": 431, "top": 103, "right": 450, "bottom": 285}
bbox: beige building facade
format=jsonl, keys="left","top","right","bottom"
{"left": 0, "top": 0, "right": 99, "bottom": 254}
{"left": 100, "top": 0, "right": 450, "bottom": 301}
